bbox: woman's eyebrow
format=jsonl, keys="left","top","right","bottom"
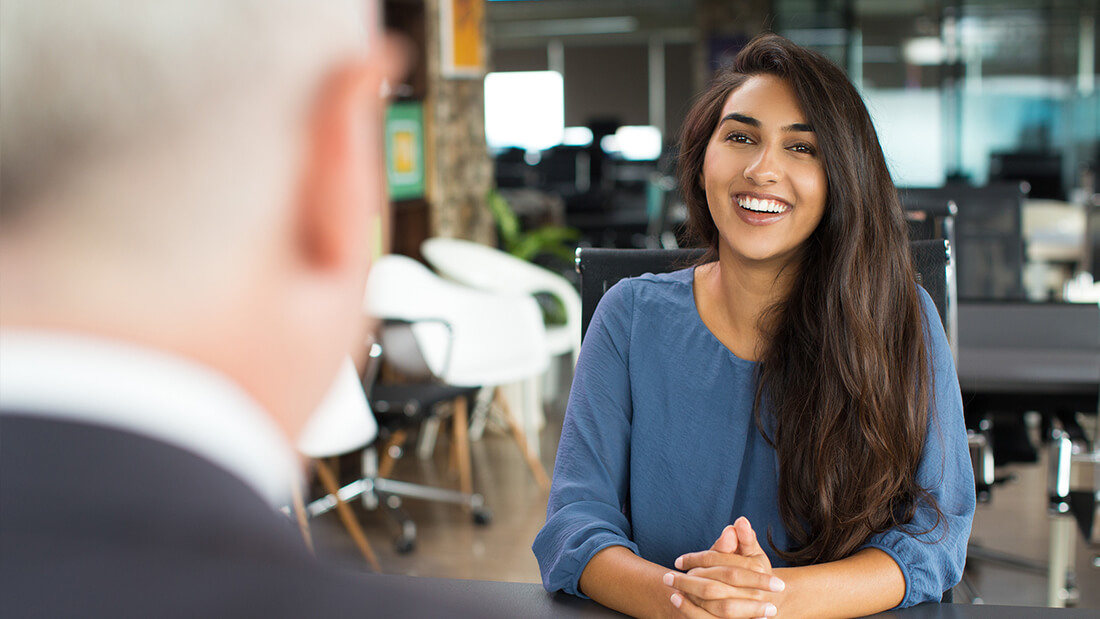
{"left": 721, "top": 112, "right": 759, "bottom": 127}
{"left": 720, "top": 112, "right": 814, "bottom": 133}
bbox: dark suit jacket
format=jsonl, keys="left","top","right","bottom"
{"left": 0, "top": 413, "right": 504, "bottom": 618}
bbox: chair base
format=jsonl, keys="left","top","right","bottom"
{"left": 306, "top": 444, "right": 492, "bottom": 554}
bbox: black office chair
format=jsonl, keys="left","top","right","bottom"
{"left": 900, "top": 182, "right": 1028, "bottom": 301}
{"left": 306, "top": 328, "right": 491, "bottom": 555}
{"left": 577, "top": 241, "right": 953, "bottom": 342}
{"left": 574, "top": 242, "right": 958, "bottom": 603}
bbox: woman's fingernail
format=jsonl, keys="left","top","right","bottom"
{"left": 764, "top": 603, "right": 778, "bottom": 617}
{"left": 663, "top": 572, "right": 674, "bottom": 587}
{"left": 770, "top": 576, "right": 785, "bottom": 592}
{"left": 671, "top": 593, "right": 683, "bottom": 608}
{"left": 674, "top": 556, "right": 683, "bottom": 570}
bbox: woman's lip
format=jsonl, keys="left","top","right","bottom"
{"left": 733, "top": 194, "right": 791, "bottom": 226}
{"left": 735, "top": 192, "right": 792, "bottom": 209}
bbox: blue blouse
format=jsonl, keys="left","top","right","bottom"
{"left": 532, "top": 267, "right": 975, "bottom": 608}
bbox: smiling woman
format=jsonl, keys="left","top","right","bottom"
{"left": 533, "top": 33, "right": 976, "bottom": 619}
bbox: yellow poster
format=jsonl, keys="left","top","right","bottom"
{"left": 442, "top": 0, "right": 484, "bottom": 77}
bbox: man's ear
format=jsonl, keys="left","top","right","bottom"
{"left": 294, "top": 56, "right": 376, "bottom": 271}
{"left": 295, "top": 36, "right": 410, "bottom": 272}
{"left": 297, "top": 45, "right": 404, "bottom": 271}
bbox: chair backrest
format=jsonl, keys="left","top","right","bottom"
{"left": 910, "top": 239, "right": 958, "bottom": 357}
{"left": 575, "top": 248, "right": 704, "bottom": 340}
{"left": 420, "top": 237, "right": 583, "bottom": 359}
{"left": 576, "top": 241, "right": 956, "bottom": 356}
{"left": 365, "top": 254, "right": 550, "bottom": 387}
{"left": 901, "top": 182, "right": 1027, "bottom": 301}
{"left": 376, "top": 319, "right": 442, "bottom": 382}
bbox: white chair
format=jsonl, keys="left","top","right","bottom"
{"left": 295, "top": 358, "right": 381, "bottom": 571}
{"left": 365, "top": 254, "right": 552, "bottom": 491}
{"left": 420, "top": 237, "right": 581, "bottom": 436}
{"left": 421, "top": 237, "right": 581, "bottom": 365}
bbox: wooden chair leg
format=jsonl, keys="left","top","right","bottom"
{"left": 290, "top": 480, "right": 314, "bottom": 553}
{"left": 451, "top": 395, "right": 473, "bottom": 497}
{"left": 314, "top": 459, "right": 381, "bottom": 572}
{"left": 493, "top": 388, "right": 551, "bottom": 492}
{"left": 377, "top": 430, "right": 406, "bottom": 479}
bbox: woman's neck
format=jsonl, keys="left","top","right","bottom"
{"left": 694, "top": 248, "right": 797, "bottom": 361}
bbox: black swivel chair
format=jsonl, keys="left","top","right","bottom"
{"left": 576, "top": 241, "right": 953, "bottom": 341}
{"left": 574, "top": 242, "right": 958, "bottom": 603}
{"left": 900, "top": 182, "right": 1028, "bottom": 301}
{"left": 306, "top": 327, "right": 491, "bottom": 555}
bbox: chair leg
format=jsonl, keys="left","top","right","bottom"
{"left": 494, "top": 388, "right": 552, "bottom": 492}
{"left": 314, "top": 458, "right": 381, "bottom": 572}
{"left": 468, "top": 387, "right": 496, "bottom": 440}
{"left": 377, "top": 430, "right": 407, "bottom": 479}
{"left": 452, "top": 395, "right": 473, "bottom": 497}
{"left": 417, "top": 417, "right": 443, "bottom": 460}
{"left": 289, "top": 480, "right": 314, "bottom": 553}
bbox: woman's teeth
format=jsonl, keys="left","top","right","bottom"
{"left": 737, "top": 197, "right": 789, "bottom": 213}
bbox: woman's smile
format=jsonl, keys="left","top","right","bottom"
{"left": 737, "top": 194, "right": 789, "bottom": 214}
{"left": 733, "top": 192, "right": 793, "bottom": 226}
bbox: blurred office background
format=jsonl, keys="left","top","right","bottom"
{"left": 308, "top": 0, "right": 1100, "bottom": 611}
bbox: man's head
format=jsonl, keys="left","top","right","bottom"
{"left": 0, "top": 0, "right": 406, "bottom": 440}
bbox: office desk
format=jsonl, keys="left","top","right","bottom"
{"left": 954, "top": 301, "right": 1099, "bottom": 607}
{"left": 382, "top": 577, "right": 1097, "bottom": 617}
{"left": 956, "top": 302, "right": 1099, "bottom": 412}
{"left": 958, "top": 347, "right": 1099, "bottom": 413}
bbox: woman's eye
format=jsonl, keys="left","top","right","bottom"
{"left": 725, "top": 132, "right": 752, "bottom": 144}
{"left": 790, "top": 143, "right": 817, "bottom": 156}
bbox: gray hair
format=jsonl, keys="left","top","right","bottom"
{"left": 0, "top": 0, "right": 368, "bottom": 220}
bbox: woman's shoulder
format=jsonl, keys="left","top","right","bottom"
{"left": 633, "top": 265, "right": 695, "bottom": 288}
{"left": 592, "top": 266, "right": 696, "bottom": 332}
{"left": 606, "top": 266, "right": 695, "bottom": 308}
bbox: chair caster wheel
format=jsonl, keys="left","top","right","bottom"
{"left": 395, "top": 536, "right": 416, "bottom": 554}
{"left": 472, "top": 507, "right": 492, "bottom": 526}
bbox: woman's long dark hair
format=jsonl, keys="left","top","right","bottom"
{"left": 677, "top": 34, "right": 938, "bottom": 565}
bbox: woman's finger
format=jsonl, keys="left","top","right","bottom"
{"left": 672, "top": 585, "right": 778, "bottom": 619}
{"left": 669, "top": 590, "right": 717, "bottom": 619}
{"left": 675, "top": 549, "right": 773, "bottom": 574}
{"left": 693, "top": 596, "right": 778, "bottom": 619}
{"left": 671, "top": 589, "right": 776, "bottom": 619}
{"left": 665, "top": 568, "right": 784, "bottom": 600}
{"left": 732, "top": 517, "right": 766, "bottom": 559}
{"left": 710, "top": 525, "right": 739, "bottom": 554}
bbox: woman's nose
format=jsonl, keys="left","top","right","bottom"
{"left": 743, "top": 146, "right": 781, "bottom": 185}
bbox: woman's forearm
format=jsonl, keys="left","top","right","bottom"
{"left": 578, "top": 545, "right": 679, "bottom": 619}
{"left": 772, "top": 548, "right": 904, "bottom": 618}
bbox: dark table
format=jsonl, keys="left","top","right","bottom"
{"left": 388, "top": 577, "right": 1097, "bottom": 617}
{"left": 956, "top": 301, "right": 1099, "bottom": 406}
{"left": 954, "top": 301, "right": 1099, "bottom": 608}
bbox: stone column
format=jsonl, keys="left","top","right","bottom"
{"left": 423, "top": 0, "right": 495, "bottom": 245}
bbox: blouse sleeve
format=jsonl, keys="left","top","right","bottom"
{"left": 862, "top": 287, "right": 976, "bottom": 607}
{"left": 532, "top": 279, "right": 638, "bottom": 598}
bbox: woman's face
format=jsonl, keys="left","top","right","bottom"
{"left": 701, "top": 74, "right": 827, "bottom": 268}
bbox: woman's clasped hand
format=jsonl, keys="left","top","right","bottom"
{"left": 665, "top": 518, "right": 783, "bottom": 619}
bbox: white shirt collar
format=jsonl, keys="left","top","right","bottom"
{"left": 0, "top": 329, "right": 302, "bottom": 508}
